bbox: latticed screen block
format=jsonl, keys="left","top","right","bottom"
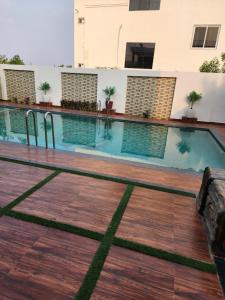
{"left": 5, "top": 70, "right": 36, "bottom": 103}
{"left": 61, "top": 73, "right": 98, "bottom": 103}
{"left": 125, "top": 76, "right": 176, "bottom": 119}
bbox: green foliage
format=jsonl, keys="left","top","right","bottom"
{"left": 199, "top": 53, "right": 225, "bottom": 73}
{"left": 143, "top": 110, "right": 150, "bottom": 118}
{"left": 39, "top": 82, "right": 51, "bottom": 94}
{"left": 8, "top": 55, "right": 24, "bottom": 65}
{"left": 58, "top": 64, "right": 64, "bottom": 67}
{"left": 103, "top": 86, "right": 116, "bottom": 100}
{"left": 0, "top": 54, "right": 25, "bottom": 65}
{"left": 221, "top": 52, "right": 225, "bottom": 73}
{"left": 187, "top": 91, "right": 202, "bottom": 109}
{"left": 0, "top": 54, "right": 8, "bottom": 64}
{"left": 61, "top": 99, "right": 97, "bottom": 112}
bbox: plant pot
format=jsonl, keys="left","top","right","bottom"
{"left": 186, "top": 107, "right": 195, "bottom": 118}
{"left": 42, "top": 94, "right": 50, "bottom": 103}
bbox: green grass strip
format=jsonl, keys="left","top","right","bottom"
{"left": 113, "top": 237, "right": 217, "bottom": 274}
{"left": 0, "top": 155, "right": 196, "bottom": 198}
{"left": 5, "top": 210, "right": 103, "bottom": 241}
{"left": 0, "top": 170, "right": 60, "bottom": 215}
{"left": 75, "top": 184, "right": 134, "bottom": 300}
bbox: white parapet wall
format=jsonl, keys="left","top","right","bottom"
{"left": 0, "top": 64, "right": 225, "bottom": 123}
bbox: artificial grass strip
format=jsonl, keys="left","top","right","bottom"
{"left": 75, "top": 184, "right": 134, "bottom": 300}
{"left": 5, "top": 210, "right": 103, "bottom": 241}
{"left": 0, "top": 170, "right": 60, "bottom": 215}
{"left": 113, "top": 237, "right": 217, "bottom": 274}
{"left": 0, "top": 155, "right": 196, "bottom": 198}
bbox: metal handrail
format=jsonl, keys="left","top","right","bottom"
{"left": 44, "top": 112, "right": 55, "bottom": 149}
{"left": 25, "top": 110, "right": 38, "bottom": 146}
{"left": 97, "top": 100, "right": 101, "bottom": 117}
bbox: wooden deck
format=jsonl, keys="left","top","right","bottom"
{"left": 14, "top": 173, "right": 126, "bottom": 233}
{"left": 0, "top": 106, "right": 225, "bottom": 299}
{"left": 0, "top": 161, "right": 51, "bottom": 207}
{"left": 0, "top": 216, "right": 99, "bottom": 300}
{"left": 91, "top": 246, "right": 222, "bottom": 300}
{"left": 116, "top": 187, "right": 211, "bottom": 262}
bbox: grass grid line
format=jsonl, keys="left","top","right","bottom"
{"left": 5, "top": 210, "right": 103, "bottom": 241}
{"left": 75, "top": 184, "right": 134, "bottom": 300}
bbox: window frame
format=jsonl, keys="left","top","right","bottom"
{"left": 129, "top": 0, "right": 161, "bottom": 11}
{"left": 191, "top": 25, "right": 221, "bottom": 49}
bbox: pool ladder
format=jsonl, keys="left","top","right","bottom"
{"left": 25, "top": 110, "right": 55, "bottom": 149}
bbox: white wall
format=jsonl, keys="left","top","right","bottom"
{"left": 0, "top": 64, "right": 225, "bottom": 123}
{"left": 74, "top": 0, "right": 225, "bottom": 72}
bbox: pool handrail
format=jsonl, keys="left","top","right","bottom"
{"left": 25, "top": 110, "right": 38, "bottom": 146}
{"left": 44, "top": 111, "right": 55, "bottom": 149}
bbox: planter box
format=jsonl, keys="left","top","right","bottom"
{"left": 182, "top": 116, "right": 198, "bottom": 123}
{"left": 39, "top": 102, "right": 53, "bottom": 107}
{"left": 102, "top": 108, "right": 116, "bottom": 114}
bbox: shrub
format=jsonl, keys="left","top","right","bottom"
{"left": 61, "top": 100, "right": 97, "bottom": 112}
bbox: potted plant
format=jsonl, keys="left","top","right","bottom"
{"left": 103, "top": 86, "right": 115, "bottom": 109}
{"left": 185, "top": 91, "right": 202, "bottom": 119}
{"left": 39, "top": 82, "right": 51, "bottom": 104}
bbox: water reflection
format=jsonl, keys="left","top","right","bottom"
{"left": 122, "top": 122, "right": 168, "bottom": 158}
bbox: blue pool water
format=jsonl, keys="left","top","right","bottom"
{"left": 0, "top": 107, "right": 224, "bottom": 172}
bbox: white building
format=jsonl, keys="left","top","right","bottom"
{"left": 74, "top": 0, "right": 225, "bottom": 71}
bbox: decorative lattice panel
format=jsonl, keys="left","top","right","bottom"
{"left": 62, "top": 115, "right": 96, "bottom": 147}
{"left": 5, "top": 70, "right": 36, "bottom": 103}
{"left": 121, "top": 122, "right": 168, "bottom": 159}
{"left": 61, "top": 73, "right": 98, "bottom": 102}
{"left": 125, "top": 76, "right": 176, "bottom": 119}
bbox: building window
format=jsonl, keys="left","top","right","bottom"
{"left": 129, "top": 0, "right": 161, "bottom": 11}
{"left": 192, "top": 26, "right": 220, "bottom": 48}
{"left": 125, "top": 43, "right": 155, "bottom": 69}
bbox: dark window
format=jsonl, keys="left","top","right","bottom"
{"left": 129, "top": 0, "right": 161, "bottom": 11}
{"left": 125, "top": 43, "right": 155, "bottom": 69}
{"left": 192, "top": 26, "right": 219, "bottom": 48}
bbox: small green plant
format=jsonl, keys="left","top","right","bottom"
{"left": 143, "top": 110, "right": 150, "bottom": 118}
{"left": 39, "top": 82, "right": 51, "bottom": 95}
{"left": 187, "top": 91, "right": 202, "bottom": 109}
{"left": 103, "top": 86, "right": 115, "bottom": 101}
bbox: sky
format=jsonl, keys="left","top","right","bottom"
{"left": 0, "top": 0, "right": 74, "bottom": 66}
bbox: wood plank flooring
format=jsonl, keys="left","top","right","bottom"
{"left": 13, "top": 173, "right": 126, "bottom": 233}
{"left": 116, "top": 187, "right": 211, "bottom": 262}
{"left": 0, "top": 216, "right": 99, "bottom": 300}
{"left": 91, "top": 246, "right": 223, "bottom": 300}
{"left": 0, "top": 141, "right": 202, "bottom": 193}
{"left": 0, "top": 161, "right": 52, "bottom": 207}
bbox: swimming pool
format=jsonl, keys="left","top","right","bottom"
{"left": 0, "top": 106, "right": 224, "bottom": 172}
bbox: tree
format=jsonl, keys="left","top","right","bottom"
{"left": 199, "top": 53, "right": 225, "bottom": 73}
{"left": 0, "top": 54, "right": 8, "bottom": 64}
{"left": 8, "top": 55, "right": 24, "bottom": 65}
